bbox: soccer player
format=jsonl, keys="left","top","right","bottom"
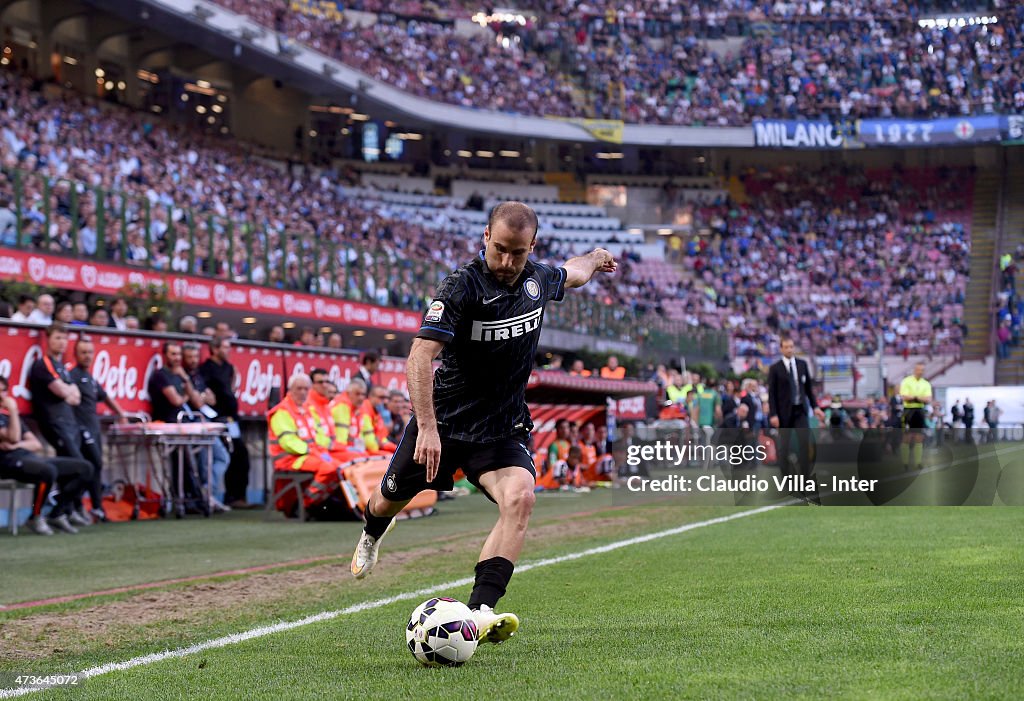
{"left": 899, "top": 362, "right": 932, "bottom": 471}
{"left": 348, "top": 201, "right": 616, "bottom": 644}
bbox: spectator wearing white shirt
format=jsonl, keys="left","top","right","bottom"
{"left": 171, "top": 246, "right": 190, "bottom": 272}
{"left": 27, "top": 294, "right": 55, "bottom": 325}
{"left": 10, "top": 295, "right": 35, "bottom": 322}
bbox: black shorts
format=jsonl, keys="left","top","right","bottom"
{"left": 380, "top": 415, "right": 535, "bottom": 503}
{"left": 903, "top": 408, "right": 927, "bottom": 430}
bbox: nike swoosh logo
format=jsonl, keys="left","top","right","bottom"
{"left": 483, "top": 295, "right": 503, "bottom": 305}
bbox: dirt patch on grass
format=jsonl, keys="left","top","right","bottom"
{"left": 527, "top": 513, "right": 645, "bottom": 541}
{"left": 2, "top": 555, "right": 423, "bottom": 662}
{"left": 1, "top": 513, "right": 643, "bottom": 661}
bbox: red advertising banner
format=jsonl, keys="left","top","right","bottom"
{"left": 0, "top": 248, "right": 423, "bottom": 333}
{"left": 0, "top": 325, "right": 284, "bottom": 417}
{"left": 1, "top": 325, "right": 45, "bottom": 415}
{"left": 1, "top": 322, "right": 639, "bottom": 423}
{"left": 281, "top": 351, "right": 408, "bottom": 394}
{"left": 283, "top": 350, "right": 360, "bottom": 391}
{"left": 615, "top": 395, "right": 647, "bottom": 421}
{"left": 376, "top": 357, "right": 410, "bottom": 394}
{"left": 229, "top": 345, "right": 286, "bottom": 416}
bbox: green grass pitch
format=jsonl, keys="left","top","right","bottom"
{"left": 2, "top": 445, "right": 1022, "bottom": 700}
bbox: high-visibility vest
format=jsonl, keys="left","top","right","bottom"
{"left": 306, "top": 391, "right": 337, "bottom": 448}
{"left": 681, "top": 382, "right": 704, "bottom": 397}
{"left": 328, "top": 394, "right": 354, "bottom": 445}
{"left": 268, "top": 396, "right": 328, "bottom": 470}
{"left": 899, "top": 375, "right": 932, "bottom": 409}
{"left": 360, "top": 399, "right": 396, "bottom": 453}
{"left": 329, "top": 395, "right": 375, "bottom": 449}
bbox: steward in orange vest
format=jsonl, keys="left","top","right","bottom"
{"left": 329, "top": 378, "right": 377, "bottom": 452}
{"left": 360, "top": 384, "right": 397, "bottom": 454}
{"left": 268, "top": 374, "right": 344, "bottom": 515}
{"left": 306, "top": 368, "right": 363, "bottom": 463}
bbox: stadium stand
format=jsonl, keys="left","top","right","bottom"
{"left": 208, "top": 0, "right": 1022, "bottom": 125}
{"left": 0, "top": 60, "right": 979, "bottom": 359}
{"left": 0, "top": 68, "right": 717, "bottom": 350}
{"left": 680, "top": 166, "right": 973, "bottom": 358}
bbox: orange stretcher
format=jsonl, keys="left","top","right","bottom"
{"left": 338, "top": 455, "right": 437, "bottom": 520}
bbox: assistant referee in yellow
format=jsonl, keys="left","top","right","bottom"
{"left": 899, "top": 362, "right": 932, "bottom": 471}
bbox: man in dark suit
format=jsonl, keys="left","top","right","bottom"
{"left": 962, "top": 398, "right": 975, "bottom": 444}
{"left": 357, "top": 351, "right": 380, "bottom": 389}
{"left": 767, "top": 337, "right": 824, "bottom": 494}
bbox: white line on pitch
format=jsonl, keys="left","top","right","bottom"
{"left": 0, "top": 505, "right": 782, "bottom": 698}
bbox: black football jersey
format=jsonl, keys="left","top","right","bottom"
{"left": 417, "top": 252, "right": 567, "bottom": 442}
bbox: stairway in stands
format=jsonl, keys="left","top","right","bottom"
{"left": 995, "top": 164, "right": 1024, "bottom": 384}
{"left": 961, "top": 170, "right": 1001, "bottom": 360}
{"left": 725, "top": 175, "right": 749, "bottom": 205}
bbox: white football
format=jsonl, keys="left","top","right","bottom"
{"left": 406, "top": 597, "right": 479, "bottom": 667}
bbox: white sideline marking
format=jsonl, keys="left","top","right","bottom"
{"left": 0, "top": 505, "right": 781, "bottom": 698}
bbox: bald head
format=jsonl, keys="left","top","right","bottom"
{"left": 37, "top": 294, "right": 55, "bottom": 316}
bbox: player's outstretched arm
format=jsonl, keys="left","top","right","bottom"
{"left": 562, "top": 248, "right": 617, "bottom": 289}
{"left": 407, "top": 337, "right": 445, "bottom": 481}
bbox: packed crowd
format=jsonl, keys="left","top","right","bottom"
{"left": 0, "top": 70, "right": 468, "bottom": 312}
{"left": 210, "top": 0, "right": 1023, "bottom": 125}
{"left": 568, "top": 1, "right": 1023, "bottom": 124}
{"left": 214, "top": 0, "right": 576, "bottom": 117}
{"left": 0, "top": 67, "right": 978, "bottom": 358}
{"left": 0, "top": 69, "right": 686, "bottom": 343}
{"left": 666, "top": 166, "right": 970, "bottom": 357}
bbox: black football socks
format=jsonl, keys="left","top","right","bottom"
{"left": 363, "top": 504, "right": 393, "bottom": 540}
{"left": 468, "top": 556, "right": 515, "bottom": 610}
